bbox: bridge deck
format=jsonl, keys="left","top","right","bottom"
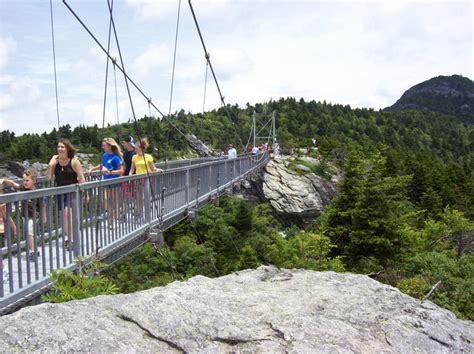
{"left": 0, "top": 153, "right": 269, "bottom": 314}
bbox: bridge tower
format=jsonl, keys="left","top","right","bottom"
{"left": 251, "top": 110, "right": 277, "bottom": 149}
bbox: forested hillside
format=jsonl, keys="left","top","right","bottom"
{"left": 4, "top": 98, "right": 474, "bottom": 319}
{"left": 2, "top": 97, "right": 473, "bottom": 214}
{"left": 1, "top": 97, "right": 473, "bottom": 160}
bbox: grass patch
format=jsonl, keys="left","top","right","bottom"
{"left": 287, "top": 158, "right": 335, "bottom": 180}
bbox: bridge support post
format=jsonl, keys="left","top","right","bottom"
{"left": 196, "top": 177, "right": 200, "bottom": 209}
{"left": 238, "top": 158, "right": 242, "bottom": 179}
{"left": 208, "top": 164, "right": 212, "bottom": 195}
{"left": 185, "top": 168, "right": 190, "bottom": 206}
{"left": 223, "top": 159, "right": 227, "bottom": 185}
{"left": 215, "top": 171, "right": 220, "bottom": 206}
{"left": 150, "top": 230, "right": 164, "bottom": 245}
{"left": 72, "top": 186, "right": 82, "bottom": 258}
{"left": 160, "top": 187, "right": 166, "bottom": 224}
{"left": 144, "top": 180, "right": 151, "bottom": 225}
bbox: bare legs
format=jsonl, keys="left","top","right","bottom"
{"left": 0, "top": 204, "right": 17, "bottom": 239}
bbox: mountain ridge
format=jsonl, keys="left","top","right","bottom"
{"left": 385, "top": 74, "right": 474, "bottom": 124}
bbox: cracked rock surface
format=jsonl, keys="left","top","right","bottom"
{"left": 262, "top": 158, "right": 336, "bottom": 225}
{"left": 0, "top": 266, "right": 473, "bottom": 353}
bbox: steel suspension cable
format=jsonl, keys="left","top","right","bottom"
{"left": 187, "top": 0, "right": 245, "bottom": 149}
{"left": 62, "top": 0, "right": 188, "bottom": 142}
{"left": 105, "top": 0, "right": 160, "bottom": 230}
{"left": 94, "top": 0, "right": 115, "bottom": 256}
{"left": 107, "top": 1, "right": 137, "bottom": 127}
{"left": 168, "top": 0, "right": 181, "bottom": 116}
{"left": 187, "top": 0, "right": 225, "bottom": 108}
{"left": 113, "top": 60, "right": 120, "bottom": 124}
{"left": 49, "top": 0, "right": 60, "bottom": 130}
{"left": 202, "top": 56, "right": 209, "bottom": 113}
{"left": 244, "top": 119, "right": 253, "bottom": 152}
{"left": 101, "top": 15, "right": 113, "bottom": 130}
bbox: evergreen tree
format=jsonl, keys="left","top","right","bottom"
{"left": 320, "top": 149, "right": 414, "bottom": 266}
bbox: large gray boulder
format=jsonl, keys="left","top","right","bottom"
{"left": 0, "top": 266, "right": 472, "bottom": 352}
{"left": 185, "top": 134, "right": 218, "bottom": 157}
{"left": 262, "top": 158, "right": 336, "bottom": 226}
{"left": 6, "top": 161, "right": 25, "bottom": 178}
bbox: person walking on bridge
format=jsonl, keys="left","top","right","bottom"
{"left": 2, "top": 170, "right": 46, "bottom": 261}
{"left": 46, "top": 139, "right": 85, "bottom": 249}
{"left": 89, "top": 138, "right": 124, "bottom": 179}
{"left": 121, "top": 136, "right": 136, "bottom": 201}
{"left": 130, "top": 138, "right": 161, "bottom": 219}
{"left": 121, "top": 136, "right": 136, "bottom": 176}
{"left": 130, "top": 138, "right": 159, "bottom": 175}
{"left": 89, "top": 138, "right": 124, "bottom": 227}
{"left": 227, "top": 144, "right": 237, "bottom": 159}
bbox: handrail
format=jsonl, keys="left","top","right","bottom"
{"left": 3, "top": 154, "right": 248, "bottom": 190}
{"left": 0, "top": 154, "right": 252, "bottom": 203}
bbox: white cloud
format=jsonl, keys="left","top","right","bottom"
{"left": 0, "top": 77, "right": 41, "bottom": 112}
{"left": 0, "top": 94, "right": 14, "bottom": 111}
{"left": 125, "top": 0, "right": 232, "bottom": 22}
{"left": 125, "top": 0, "right": 178, "bottom": 21}
{"left": 210, "top": 48, "right": 253, "bottom": 79}
{"left": 132, "top": 43, "right": 171, "bottom": 78}
{"left": 1, "top": 0, "right": 472, "bottom": 135}
{"left": 0, "top": 37, "right": 16, "bottom": 70}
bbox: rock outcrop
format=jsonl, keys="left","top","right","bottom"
{"left": 21, "top": 161, "right": 48, "bottom": 175}
{"left": 261, "top": 158, "right": 336, "bottom": 226}
{"left": 0, "top": 266, "right": 472, "bottom": 352}
{"left": 185, "top": 134, "right": 218, "bottom": 157}
{"left": 0, "top": 159, "right": 25, "bottom": 178}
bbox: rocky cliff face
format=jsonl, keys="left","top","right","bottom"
{"left": 0, "top": 266, "right": 472, "bottom": 352}
{"left": 258, "top": 158, "right": 336, "bottom": 226}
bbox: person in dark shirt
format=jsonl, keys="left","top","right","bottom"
{"left": 45, "top": 138, "right": 85, "bottom": 250}
{"left": 122, "top": 136, "right": 136, "bottom": 176}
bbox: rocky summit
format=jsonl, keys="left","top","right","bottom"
{"left": 0, "top": 266, "right": 472, "bottom": 353}
{"left": 385, "top": 74, "right": 474, "bottom": 124}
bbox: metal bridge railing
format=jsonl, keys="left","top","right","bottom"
{"left": 6, "top": 156, "right": 221, "bottom": 190}
{"left": 0, "top": 153, "right": 269, "bottom": 312}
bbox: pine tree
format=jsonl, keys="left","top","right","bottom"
{"left": 320, "top": 149, "right": 414, "bottom": 266}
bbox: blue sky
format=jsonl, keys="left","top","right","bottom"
{"left": 0, "top": 0, "right": 472, "bottom": 135}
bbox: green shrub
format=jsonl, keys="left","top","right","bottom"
{"left": 43, "top": 257, "right": 118, "bottom": 303}
{"left": 397, "top": 276, "right": 431, "bottom": 299}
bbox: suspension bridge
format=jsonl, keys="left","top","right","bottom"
{"left": 0, "top": 1, "right": 278, "bottom": 314}
{"left": 0, "top": 153, "right": 271, "bottom": 314}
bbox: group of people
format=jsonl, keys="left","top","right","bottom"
{"left": 250, "top": 143, "right": 268, "bottom": 155}
{"left": 224, "top": 142, "right": 275, "bottom": 159}
{"left": 88, "top": 136, "right": 160, "bottom": 178}
{"left": 1, "top": 135, "right": 160, "bottom": 282}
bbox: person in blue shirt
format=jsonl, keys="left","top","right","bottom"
{"left": 89, "top": 138, "right": 124, "bottom": 228}
{"left": 90, "top": 138, "right": 124, "bottom": 178}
